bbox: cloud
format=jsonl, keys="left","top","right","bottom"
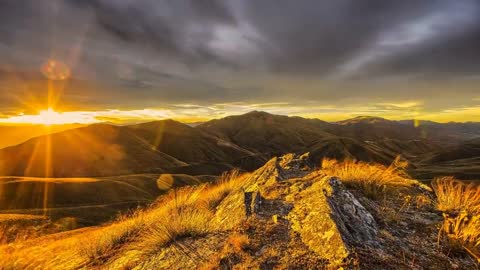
{"left": 0, "top": 0, "right": 479, "bottom": 121}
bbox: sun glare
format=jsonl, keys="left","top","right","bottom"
{"left": 0, "top": 108, "right": 100, "bottom": 125}
{"left": 38, "top": 108, "right": 62, "bottom": 125}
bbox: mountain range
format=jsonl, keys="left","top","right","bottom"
{"left": 0, "top": 111, "right": 479, "bottom": 179}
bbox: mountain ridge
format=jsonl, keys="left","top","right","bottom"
{"left": 0, "top": 111, "right": 478, "bottom": 178}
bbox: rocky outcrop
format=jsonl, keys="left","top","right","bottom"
{"left": 212, "top": 153, "right": 381, "bottom": 267}
{"left": 141, "top": 153, "right": 477, "bottom": 269}
{"left": 288, "top": 176, "right": 379, "bottom": 266}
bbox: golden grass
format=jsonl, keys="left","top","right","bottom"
{"left": 78, "top": 211, "right": 147, "bottom": 264}
{"left": 432, "top": 176, "right": 480, "bottom": 215}
{"left": 0, "top": 170, "right": 248, "bottom": 269}
{"left": 226, "top": 233, "right": 250, "bottom": 253}
{"left": 320, "top": 156, "right": 413, "bottom": 199}
{"left": 119, "top": 170, "right": 245, "bottom": 264}
{"left": 432, "top": 177, "right": 480, "bottom": 262}
{"left": 135, "top": 207, "right": 217, "bottom": 258}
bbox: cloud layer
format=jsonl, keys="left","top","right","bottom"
{"left": 0, "top": 0, "right": 479, "bottom": 121}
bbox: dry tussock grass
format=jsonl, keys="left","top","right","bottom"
{"left": 226, "top": 233, "right": 250, "bottom": 253}
{"left": 432, "top": 177, "right": 480, "bottom": 262}
{"left": 0, "top": 170, "right": 248, "bottom": 270}
{"left": 321, "top": 156, "right": 413, "bottom": 199}
{"left": 432, "top": 176, "right": 480, "bottom": 215}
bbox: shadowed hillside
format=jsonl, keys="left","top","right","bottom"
{"left": 306, "top": 137, "right": 395, "bottom": 165}
{"left": 128, "top": 119, "right": 265, "bottom": 170}
{"left": 413, "top": 138, "right": 480, "bottom": 180}
{"left": 199, "top": 111, "right": 336, "bottom": 156}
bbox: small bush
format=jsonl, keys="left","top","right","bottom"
{"left": 320, "top": 156, "right": 412, "bottom": 199}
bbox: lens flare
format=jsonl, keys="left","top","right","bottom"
{"left": 41, "top": 60, "right": 71, "bottom": 80}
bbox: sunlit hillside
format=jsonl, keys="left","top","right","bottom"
{"left": 0, "top": 124, "right": 83, "bottom": 149}
{"left": 1, "top": 155, "right": 479, "bottom": 269}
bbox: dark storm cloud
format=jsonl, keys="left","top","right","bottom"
{"left": 67, "top": 0, "right": 480, "bottom": 76}
{"left": 0, "top": 0, "right": 479, "bottom": 116}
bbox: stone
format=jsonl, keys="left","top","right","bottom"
{"left": 288, "top": 176, "right": 379, "bottom": 266}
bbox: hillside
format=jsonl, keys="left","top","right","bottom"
{"left": 199, "top": 111, "right": 338, "bottom": 157}
{"left": 333, "top": 116, "right": 480, "bottom": 144}
{"left": 0, "top": 119, "right": 266, "bottom": 178}
{"left": 1, "top": 154, "right": 478, "bottom": 269}
{"left": 426, "top": 138, "right": 480, "bottom": 163}
{"left": 0, "top": 124, "right": 184, "bottom": 177}
{"left": 0, "top": 111, "right": 478, "bottom": 179}
{"left": 413, "top": 138, "right": 480, "bottom": 180}
{"left": 306, "top": 137, "right": 395, "bottom": 165}
{"left": 0, "top": 124, "right": 82, "bottom": 149}
{"left": 0, "top": 173, "right": 209, "bottom": 227}
{"left": 128, "top": 120, "right": 264, "bottom": 170}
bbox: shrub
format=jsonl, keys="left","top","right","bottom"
{"left": 320, "top": 156, "right": 412, "bottom": 199}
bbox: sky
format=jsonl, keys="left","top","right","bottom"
{"left": 0, "top": 0, "right": 479, "bottom": 124}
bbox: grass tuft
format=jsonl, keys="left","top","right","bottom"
{"left": 432, "top": 177, "right": 480, "bottom": 262}
{"left": 320, "top": 156, "right": 412, "bottom": 199}
{"left": 432, "top": 176, "right": 480, "bottom": 215}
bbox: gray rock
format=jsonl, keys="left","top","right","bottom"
{"left": 288, "top": 176, "right": 380, "bottom": 266}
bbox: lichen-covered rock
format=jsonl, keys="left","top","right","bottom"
{"left": 287, "top": 176, "right": 379, "bottom": 266}
{"left": 214, "top": 153, "right": 312, "bottom": 229}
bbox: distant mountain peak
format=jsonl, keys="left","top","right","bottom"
{"left": 337, "top": 116, "right": 391, "bottom": 125}
{"left": 243, "top": 110, "right": 274, "bottom": 117}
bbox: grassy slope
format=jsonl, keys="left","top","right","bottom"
{"left": 128, "top": 120, "right": 256, "bottom": 164}
{"left": 0, "top": 174, "right": 210, "bottom": 225}
{"left": 0, "top": 124, "right": 185, "bottom": 177}
{"left": 198, "top": 111, "right": 335, "bottom": 156}
{"left": 0, "top": 124, "right": 83, "bottom": 149}
{"left": 1, "top": 158, "right": 478, "bottom": 269}
{"left": 413, "top": 138, "right": 480, "bottom": 180}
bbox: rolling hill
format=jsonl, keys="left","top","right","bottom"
{"left": 198, "top": 111, "right": 335, "bottom": 156}
{"left": 307, "top": 137, "right": 395, "bottom": 165}
{"left": 412, "top": 138, "right": 480, "bottom": 180}
{"left": 127, "top": 119, "right": 263, "bottom": 168}
{"left": 333, "top": 116, "right": 480, "bottom": 145}
{"left": 0, "top": 111, "right": 478, "bottom": 179}
{"left": 0, "top": 119, "right": 266, "bottom": 178}
{"left": 0, "top": 124, "right": 185, "bottom": 177}
{"left": 0, "top": 124, "right": 83, "bottom": 149}
{"left": 0, "top": 173, "right": 209, "bottom": 225}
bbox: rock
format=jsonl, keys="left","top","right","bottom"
{"left": 288, "top": 176, "right": 379, "bottom": 266}
{"left": 244, "top": 191, "right": 263, "bottom": 217}
{"left": 214, "top": 153, "right": 312, "bottom": 228}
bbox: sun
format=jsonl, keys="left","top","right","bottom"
{"left": 38, "top": 108, "right": 64, "bottom": 125}
{"left": 0, "top": 108, "right": 99, "bottom": 125}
